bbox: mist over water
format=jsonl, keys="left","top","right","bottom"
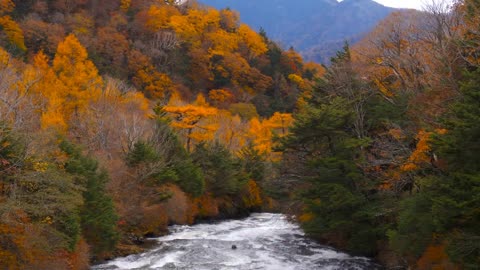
{"left": 93, "top": 213, "right": 380, "bottom": 270}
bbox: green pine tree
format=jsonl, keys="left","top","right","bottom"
{"left": 389, "top": 64, "right": 480, "bottom": 268}
{"left": 192, "top": 142, "right": 248, "bottom": 197}
{"left": 60, "top": 140, "right": 119, "bottom": 257}
{"left": 431, "top": 67, "right": 480, "bottom": 267}
{"left": 279, "top": 45, "right": 382, "bottom": 255}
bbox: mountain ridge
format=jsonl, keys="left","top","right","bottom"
{"left": 199, "top": 0, "right": 395, "bottom": 63}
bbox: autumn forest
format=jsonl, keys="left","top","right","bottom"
{"left": 0, "top": 0, "right": 479, "bottom": 269}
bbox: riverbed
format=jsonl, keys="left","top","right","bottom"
{"left": 92, "top": 213, "right": 380, "bottom": 270}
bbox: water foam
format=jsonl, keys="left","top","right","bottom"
{"left": 93, "top": 213, "right": 380, "bottom": 270}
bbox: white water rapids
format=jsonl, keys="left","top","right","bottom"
{"left": 93, "top": 213, "right": 380, "bottom": 270}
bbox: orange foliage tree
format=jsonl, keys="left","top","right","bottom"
{"left": 33, "top": 34, "right": 102, "bottom": 131}
{"left": 164, "top": 94, "right": 218, "bottom": 151}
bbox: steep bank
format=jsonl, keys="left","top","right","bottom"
{"left": 108, "top": 182, "right": 272, "bottom": 262}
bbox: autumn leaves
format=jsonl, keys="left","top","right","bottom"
{"left": 23, "top": 27, "right": 295, "bottom": 156}
{"left": 164, "top": 92, "right": 293, "bottom": 156}
{"left": 0, "top": 0, "right": 325, "bottom": 267}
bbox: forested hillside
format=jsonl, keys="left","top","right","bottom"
{"left": 0, "top": 0, "right": 322, "bottom": 268}
{"left": 0, "top": 0, "right": 479, "bottom": 269}
{"left": 279, "top": 1, "right": 480, "bottom": 269}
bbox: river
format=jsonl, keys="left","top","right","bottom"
{"left": 92, "top": 213, "right": 380, "bottom": 270}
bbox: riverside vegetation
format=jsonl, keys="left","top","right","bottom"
{"left": 0, "top": 0, "right": 479, "bottom": 269}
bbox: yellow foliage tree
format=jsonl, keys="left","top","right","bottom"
{"left": 53, "top": 34, "right": 102, "bottom": 114}
{"left": 32, "top": 51, "right": 68, "bottom": 130}
{"left": 208, "top": 89, "right": 235, "bottom": 108}
{"left": 206, "top": 29, "right": 239, "bottom": 57}
{"left": 146, "top": 4, "right": 180, "bottom": 32}
{"left": 238, "top": 24, "right": 267, "bottom": 58}
{"left": 169, "top": 8, "right": 220, "bottom": 47}
{"left": 135, "top": 67, "right": 174, "bottom": 99}
{"left": 287, "top": 74, "right": 305, "bottom": 89}
{"left": 164, "top": 94, "right": 218, "bottom": 151}
{"left": 33, "top": 35, "right": 102, "bottom": 131}
{"left": 246, "top": 113, "right": 293, "bottom": 158}
{"left": 401, "top": 129, "right": 446, "bottom": 172}
{"left": 247, "top": 117, "right": 272, "bottom": 154}
{"left": 266, "top": 112, "right": 293, "bottom": 137}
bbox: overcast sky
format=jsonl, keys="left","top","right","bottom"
{"left": 371, "top": 0, "right": 455, "bottom": 10}
{"left": 337, "top": 0, "right": 456, "bottom": 10}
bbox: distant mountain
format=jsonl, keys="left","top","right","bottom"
{"left": 199, "top": 0, "right": 395, "bottom": 63}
